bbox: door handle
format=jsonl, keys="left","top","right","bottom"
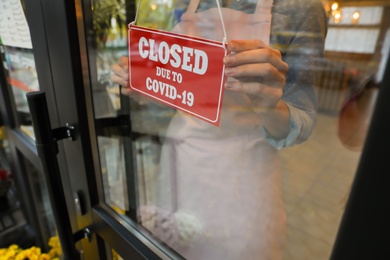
{"left": 26, "top": 91, "right": 81, "bottom": 260}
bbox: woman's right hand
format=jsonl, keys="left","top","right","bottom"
{"left": 111, "top": 56, "right": 130, "bottom": 94}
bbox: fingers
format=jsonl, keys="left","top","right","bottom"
{"left": 228, "top": 39, "right": 269, "bottom": 52}
{"left": 224, "top": 48, "right": 288, "bottom": 74}
{"left": 111, "top": 62, "right": 128, "bottom": 80}
{"left": 111, "top": 73, "right": 128, "bottom": 87}
{"left": 225, "top": 80, "right": 283, "bottom": 108}
{"left": 225, "top": 40, "right": 288, "bottom": 74}
{"left": 118, "top": 56, "right": 129, "bottom": 67}
{"left": 121, "top": 86, "right": 132, "bottom": 95}
{"left": 111, "top": 56, "right": 129, "bottom": 86}
{"left": 223, "top": 40, "right": 287, "bottom": 110}
{"left": 224, "top": 63, "right": 286, "bottom": 87}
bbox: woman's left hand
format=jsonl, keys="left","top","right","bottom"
{"left": 223, "top": 39, "right": 289, "bottom": 114}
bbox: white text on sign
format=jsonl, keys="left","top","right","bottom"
{"left": 146, "top": 77, "right": 194, "bottom": 107}
{"left": 138, "top": 37, "right": 208, "bottom": 75}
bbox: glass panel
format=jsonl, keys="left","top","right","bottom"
{"left": 0, "top": 126, "right": 60, "bottom": 255}
{"left": 89, "top": 0, "right": 133, "bottom": 216}
{"left": 0, "top": 123, "right": 29, "bottom": 248}
{"left": 88, "top": 0, "right": 388, "bottom": 258}
{"left": 99, "top": 136, "right": 129, "bottom": 213}
{"left": 0, "top": 134, "right": 59, "bottom": 256}
{"left": 22, "top": 157, "right": 58, "bottom": 247}
{"left": 0, "top": 0, "right": 38, "bottom": 139}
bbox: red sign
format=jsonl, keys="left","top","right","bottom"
{"left": 128, "top": 25, "right": 227, "bottom": 126}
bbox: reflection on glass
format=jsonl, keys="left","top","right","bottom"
{"left": 91, "top": 0, "right": 388, "bottom": 259}
{"left": 23, "top": 157, "right": 57, "bottom": 245}
{"left": 0, "top": 0, "right": 38, "bottom": 140}
{"left": 90, "top": 0, "right": 130, "bottom": 219}
{"left": 0, "top": 126, "right": 10, "bottom": 168}
{"left": 99, "top": 136, "right": 129, "bottom": 213}
{"left": 3, "top": 47, "right": 39, "bottom": 139}
{"left": 136, "top": 0, "right": 176, "bottom": 30}
{"left": 4, "top": 47, "right": 39, "bottom": 107}
{"left": 278, "top": 3, "right": 384, "bottom": 259}
{"left": 0, "top": 126, "right": 13, "bottom": 216}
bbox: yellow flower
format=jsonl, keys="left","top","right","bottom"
{"left": 48, "top": 248, "right": 62, "bottom": 258}
{"left": 15, "top": 251, "right": 29, "bottom": 260}
{"left": 25, "top": 252, "right": 39, "bottom": 260}
{"left": 48, "top": 236, "right": 60, "bottom": 249}
{"left": 8, "top": 245, "right": 19, "bottom": 251}
{"left": 38, "top": 253, "right": 51, "bottom": 260}
{"left": 0, "top": 249, "right": 7, "bottom": 256}
{"left": 28, "top": 246, "right": 41, "bottom": 257}
{"left": 2, "top": 249, "right": 17, "bottom": 259}
{"left": 1, "top": 236, "right": 66, "bottom": 260}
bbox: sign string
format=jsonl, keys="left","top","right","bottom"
{"left": 131, "top": 0, "right": 228, "bottom": 48}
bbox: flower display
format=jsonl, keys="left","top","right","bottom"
{"left": 0, "top": 236, "right": 62, "bottom": 260}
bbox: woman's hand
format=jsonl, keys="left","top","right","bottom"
{"left": 110, "top": 56, "right": 161, "bottom": 105}
{"left": 111, "top": 56, "right": 131, "bottom": 95}
{"left": 224, "top": 40, "right": 290, "bottom": 138}
{"left": 224, "top": 40, "right": 288, "bottom": 113}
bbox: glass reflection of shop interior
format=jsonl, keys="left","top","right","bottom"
{"left": 91, "top": 0, "right": 179, "bottom": 216}
{"left": 282, "top": 3, "right": 387, "bottom": 259}
{"left": 0, "top": 124, "right": 17, "bottom": 240}
{"left": 1, "top": 0, "right": 39, "bottom": 139}
{"left": 89, "top": 0, "right": 389, "bottom": 259}
{"left": 0, "top": 149, "right": 58, "bottom": 252}
{"left": 0, "top": 126, "right": 55, "bottom": 251}
{"left": 22, "top": 156, "right": 57, "bottom": 245}
{"left": 3, "top": 46, "right": 38, "bottom": 139}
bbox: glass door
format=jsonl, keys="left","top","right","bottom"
{"left": 22, "top": 0, "right": 167, "bottom": 258}
{"left": 0, "top": 0, "right": 64, "bottom": 254}
{"left": 21, "top": 0, "right": 390, "bottom": 259}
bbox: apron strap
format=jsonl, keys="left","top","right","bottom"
{"left": 186, "top": 0, "right": 273, "bottom": 15}
{"left": 182, "top": 0, "right": 228, "bottom": 46}
{"left": 184, "top": 0, "right": 273, "bottom": 45}
{"left": 257, "top": 0, "right": 274, "bottom": 14}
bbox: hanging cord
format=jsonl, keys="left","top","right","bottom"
{"left": 130, "top": 0, "right": 142, "bottom": 26}
{"left": 130, "top": 0, "right": 228, "bottom": 48}
{"left": 215, "top": 0, "right": 228, "bottom": 47}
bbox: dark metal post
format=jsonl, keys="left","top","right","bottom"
{"left": 26, "top": 91, "right": 80, "bottom": 260}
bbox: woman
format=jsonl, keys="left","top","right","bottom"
{"left": 112, "top": 0, "right": 327, "bottom": 258}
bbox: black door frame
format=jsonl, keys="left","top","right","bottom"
{"left": 22, "top": 0, "right": 104, "bottom": 258}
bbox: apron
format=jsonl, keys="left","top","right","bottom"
{"left": 155, "top": 0, "right": 286, "bottom": 259}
